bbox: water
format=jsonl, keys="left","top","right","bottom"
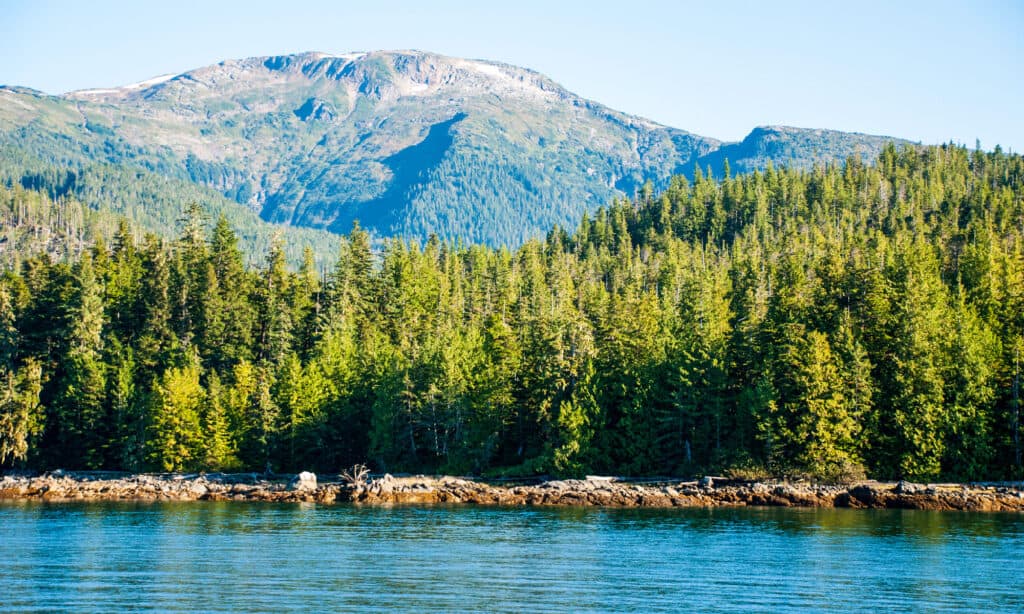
{"left": 1, "top": 502, "right": 1022, "bottom": 612}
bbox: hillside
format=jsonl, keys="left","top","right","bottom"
{"left": 0, "top": 50, "right": 910, "bottom": 247}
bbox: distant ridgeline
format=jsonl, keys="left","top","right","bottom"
{"left": 1, "top": 144, "right": 1022, "bottom": 482}
{"left": 0, "top": 51, "right": 907, "bottom": 249}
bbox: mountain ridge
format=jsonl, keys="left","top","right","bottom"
{"left": 0, "top": 50, "right": 911, "bottom": 247}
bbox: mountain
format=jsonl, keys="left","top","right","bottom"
{"left": 0, "top": 50, "right": 910, "bottom": 247}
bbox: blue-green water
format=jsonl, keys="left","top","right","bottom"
{"left": 1, "top": 502, "right": 1022, "bottom": 612}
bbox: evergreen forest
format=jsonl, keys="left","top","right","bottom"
{"left": 1, "top": 143, "right": 1022, "bottom": 482}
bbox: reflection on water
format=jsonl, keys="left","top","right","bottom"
{"left": 1, "top": 501, "right": 1022, "bottom": 612}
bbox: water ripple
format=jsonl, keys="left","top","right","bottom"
{"left": 1, "top": 502, "right": 1022, "bottom": 612}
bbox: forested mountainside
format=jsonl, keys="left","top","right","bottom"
{"left": 0, "top": 184, "right": 117, "bottom": 270}
{"left": 1, "top": 144, "right": 1021, "bottom": 481}
{"left": 1, "top": 50, "right": 906, "bottom": 248}
{"left": 0, "top": 173, "right": 341, "bottom": 269}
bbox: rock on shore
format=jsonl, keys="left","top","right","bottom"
{"left": 1, "top": 472, "right": 1022, "bottom": 512}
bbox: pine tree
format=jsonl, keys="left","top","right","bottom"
{"left": 146, "top": 358, "right": 205, "bottom": 472}
{"left": 941, "top": 291, "right": 999, "bottom": 480}
{"left": 206, "top": 215, "right": 253, "bottom": 371}
{"left": 201, "top": 372, "right": 236, "bottom": 470}
{"left": 789, "top": 331, "right": 863, "bottom": 477}
{"left": 254, "top": 237, "right": 293, "bottom": 366}
{"left": 106, "top": 338, "right": 143, "bottom": 470}
{"left": 0, "top": 360, "right": 42, "bottom": 467}
{"left": 886, "top": 241, "right": 950, "bottom": 480}
{"left": 52, "top": 253, "right": 108, "bottom": 468}
{"left": 136, "top": 235, "right": 178, "bottom": 377}
{"left": 231, "top": 360, "right": 280, "bottom": 472}
{"left": 274, "top": 352, "right": 332, "bottom": 470}
{"left": 549, "top": 357, "right": 599, "bottom": 476}
{"left": 0, "top": 283, "right": 17, "bottom": 368}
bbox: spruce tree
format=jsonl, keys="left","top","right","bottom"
{"left": 52, "top": 253, "right": 108, "bottom": 468}
{"left": 146, "top": 358, "right": 205, "bottom": 472}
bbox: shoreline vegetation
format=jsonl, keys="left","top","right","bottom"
{"left": 2, "top": 144, "right": 1023, "bottom": 485}
{"left": 2, "top": 471, "right": 1023, "bottom": 512}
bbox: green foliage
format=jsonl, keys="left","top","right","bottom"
{"left": 146, "top": 359, "right": 205, "bottom": 472}
{"left": 549, "top": 358, "right": 599, "bottom": 476}
{"left": 51, "top": 254, "right": 108, "bottom": 468}
{"left": 0, "top": 161, "right": 341, "bottom": 269}
{"left": 786, "top": 330, "right": 863, "bottom": 475}
{"left": 200, "top": 372, "right": 238, "bottom": 471}
{"left": 2, "top": 143, "right": 1023, "bottom": 482}
{"left": 0, "top": 360, "right": 42, "bottom": 467}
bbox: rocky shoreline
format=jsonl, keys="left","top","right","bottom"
{"left": 2, "top": 471, "right": 1023, "bottom": 512}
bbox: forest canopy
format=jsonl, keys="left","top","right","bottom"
{"left": 0, "top": 143, "right": 1021, "bottom": 482}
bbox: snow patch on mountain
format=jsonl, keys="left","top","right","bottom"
{"left": 123, "top": 74, "right": 177, "bottom": 90}
{"left": 67, "top": 73, "right": 177, "bottom": 98}
{"left": 464, "top": 61, "right": 507, "bottom": 80}
{"left": 313, "top": 52, "right": 367, "bottom": 62}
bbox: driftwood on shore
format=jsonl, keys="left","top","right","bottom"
{"left": 2, "top": 471, "right": 1024, "bottom": 512}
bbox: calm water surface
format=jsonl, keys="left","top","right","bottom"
{"left": 1, "top": 501, "right": 1022, "bottom": 612}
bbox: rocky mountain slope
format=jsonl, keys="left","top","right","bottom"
{"left": 0, "top": 50, "right": 909, "bottom": 246}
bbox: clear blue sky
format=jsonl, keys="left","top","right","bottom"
{"left": 2, "top": 0, "right": 1022, "bottom": 150}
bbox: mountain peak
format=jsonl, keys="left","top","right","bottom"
{"left": 1, "top": 50, "right": 909, "bottom": 246}
{"left": 63, "top": 50, "right": 572, "bottom": 107}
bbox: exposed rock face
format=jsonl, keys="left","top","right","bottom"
{"left": 2, "top": 473, "right": 1022, "bottom": 512}
{"left": 293, "top": 97, "right": 337, "bottom": 122}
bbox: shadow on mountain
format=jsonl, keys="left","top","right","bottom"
{"left": 332, "top": 112, "right": 467, "bottom": 235}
